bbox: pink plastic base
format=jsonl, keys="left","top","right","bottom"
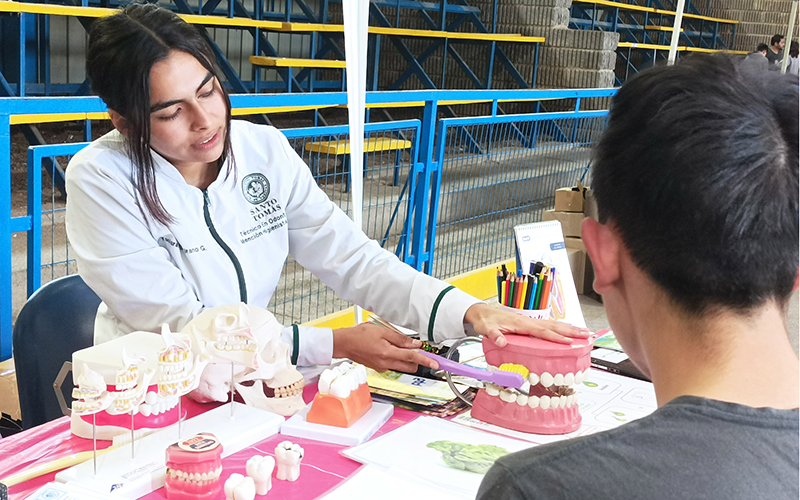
{"left": 471, "top": 389, "right": 581, "bottom": 435}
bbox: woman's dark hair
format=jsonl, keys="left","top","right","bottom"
{"left": 86, "top": 3, "right": 234, "bottom": 225}
{"left": 790, "top": 41, "right": 799, "bottom": 58}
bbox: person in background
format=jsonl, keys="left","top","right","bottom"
{"left": 477, "top": 55, "right": 798, "bottom": 500}
{"left": 740, "top": 43, "right": 770, "bottom": 72}
{"left": 788, "top": 40, "right": 798, "bottom": 75}
{"left": 65, "top": 3, "right": 590, "bottom": 391}
{"left": 766, "top": 33, "right": 785, "bottom": 67}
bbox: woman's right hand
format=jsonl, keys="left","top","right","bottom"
{"left": 332, "top": 324, "right": 440, "bottom": 373}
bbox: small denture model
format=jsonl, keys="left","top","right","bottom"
{"left": 306, "top": 362, "right": 372, "bottom": 428}
{"left": 224, "top": 474, "right": 256, "bottom": 500}
{"left": 165, "top": 433, "right": 224, "bottom": 500}
{"left": 470, "top": 333, "right": 594, "bottom": 435}
{"left": 275, "top": 441, "right": 304, "bottom": 481}
{"left": 245, "top": 455, "right": 275, "bottom": 495}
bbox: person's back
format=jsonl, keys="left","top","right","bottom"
{"left": 740, "top": 44, "right": 769, "bottom": 72}
{"left": 478, "top": 55, "right": 799, "bottom": 500}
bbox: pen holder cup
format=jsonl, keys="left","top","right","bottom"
{"left": 498, "top": 303, "right": 551, "bottom": 320}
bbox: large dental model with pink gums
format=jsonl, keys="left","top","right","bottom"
{"left": 470, "top": 333, "right": 594, "bottom": 434}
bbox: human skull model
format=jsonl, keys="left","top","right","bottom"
{"left": 183, "top": 304, "right": 306, "bottom": 416}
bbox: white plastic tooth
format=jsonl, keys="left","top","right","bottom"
{"left": 554, "top": 374, "right": 565, "bottom": 386}
{"left": 145, "top": 391, "right": 158, "bottom": 405}
{"left": 337, "top": 362, "right": 352, "bottom": 374}
{"left": 499, "top": 389, "right": 516, "bottom": 403}
{"left": 318, "top": 369, "right": 336, "bottom": 395}
{"left": 567, "top": 394, "right": 575, "bottom": 406}
{"left": 516, "top": 394, "right": 528, "bottom": 406}
{"left": 540, "top": 372, "right": 554, "bottom": 387}
{"left": 540, "top": 395, "right": 551, "bottom": 409}
{"left": 528, "top": 372, "right": 539, "bottom": 386}
{"left": 189, "top": 472, "right": 197, "bottom": 482}
{"left": 575, "top": 370, "right": 585, "bottom": 384}
{"left": 527, "top": 395, "right": 540, "bottom": 408}
{"left": 551, "top": 396, "right": 560, "bottom": 409}
{"left": 355, "top": 364, "right": 368, "bottom": 385}
{"left": 485, "top": 383, "right": 500, "bottom": 397}
{"left": 347, "top": 371, "right": 359, "bottom": 391}
{"left": 329, "top": 377, "right": 351, "bottom": 399}
{"left": 564, "top": 373, "right": 575, "bottom": 386}
{"left": 560, "top": 395, "right": 568, "bottom": 408}
{"left": 200, "top": 472, "right": 209, "bottom": 481}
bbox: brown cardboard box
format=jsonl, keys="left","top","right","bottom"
{"left": 583, "top": 189, "right": 598, "bottom": 220}
{"left": 555, "top": 187, "right": 585, "bottom": 212}
{"left": 564, "top": 237, "right": 586, "bottom": 252}
{"left": 542, "top": 210, "right": 584, "bottom": 238}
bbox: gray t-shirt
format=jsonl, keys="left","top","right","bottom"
{"left": 477, "top": 396, "right": 799, "bottom": 500}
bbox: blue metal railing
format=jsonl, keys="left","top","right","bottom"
{"left": 0, "top": 88, "right": 617, "bottom": 360}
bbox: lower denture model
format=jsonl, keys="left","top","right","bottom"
{"left": 470, "top": 333, "right": 594, "bottom": 434}
{"left": 306, "top": 362, "right": 372, "bottom": 428}
{"left": 164, "top": 433, "right": 224, "bottom": 500}
{"left": 275, "top": 441, "right": 304, "bottom": 481}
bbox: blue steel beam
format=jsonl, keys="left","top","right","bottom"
{"left": 0, "top": 114, "right": 9, "bottom": 360}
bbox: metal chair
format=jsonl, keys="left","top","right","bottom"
{"left": 12, "top": 274, "right": 100, "bottom": 429}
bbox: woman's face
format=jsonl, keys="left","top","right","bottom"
{"left": 148, "top": 50, "right": 227, "bottom": 176}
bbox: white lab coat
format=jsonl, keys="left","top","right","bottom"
{"left": 65, "top": 120, "right": 480, "bottom": 366}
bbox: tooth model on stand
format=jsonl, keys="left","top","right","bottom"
{"left": 306, "top": 362, "right": 372, "bottom": 428}
{"left": 70, "top": 327, "right": 209, "bottom": 440}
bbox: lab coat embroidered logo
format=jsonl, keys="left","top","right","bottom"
{"left": 242, "top": 173, "right": 270, "bottom": 205}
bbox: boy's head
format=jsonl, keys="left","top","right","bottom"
{"left": 756, "top": 43, "right": 769, "bottom": 55}
{"left": 586, "top": 55, "right": 798, "bottom": 320}
{"left": 771, "top": 34, "right": 786, "bottom": 50}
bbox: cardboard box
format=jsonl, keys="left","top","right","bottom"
{"left": 564, "top": 237, "right": 586, "bottom": 252}
{"left": 583, "top": 188, "right": 598, "bottom": 220}
{"left": 542, "top": 210, "right": 584, "bottom": 238}
{"left": 555, "top": 187, "right": 585, "bottom": 212}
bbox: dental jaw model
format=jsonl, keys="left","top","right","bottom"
{"left": 470, "top": 333, "right": 594, "bottom": 434}
{"left": 165, "top": 433, "right": 224, "bottom": 500}
{"left": 275, "top": 441, "right": 304, "bottom": 481}
{"left": 306, "top": 362, "right": 371, "bottom": 428}
{"left": 71, "top": 328, "right": 208, "bottom": 441}
{"left": 183, "top": 304, "right": 306, "bottom": 417}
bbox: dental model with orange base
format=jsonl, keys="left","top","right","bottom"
{"left": 470, "top": 333, "right": 594, "bottom": 434}
{"left": 306, "top": 362, "right": 371, "bottom": 428}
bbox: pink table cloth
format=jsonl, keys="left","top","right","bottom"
{"left": 0, "top": 385, "right": 419, "bottom": 499}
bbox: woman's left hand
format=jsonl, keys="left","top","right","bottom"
{"left": 464, "top": 302, "right": 591, "bottom": 347}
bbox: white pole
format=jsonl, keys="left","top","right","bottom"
{"left": 668, "top": 0, "right": 686, "bottom": 65}
{"left": 342, "top": 0, "right": 369, "bottom": 325}
{"left": 781, "top": 1, "right": 798, "bottom": 74}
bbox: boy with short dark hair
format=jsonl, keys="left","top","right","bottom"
{"left": 477, "top": 55, "right": 799, "bottom": 500}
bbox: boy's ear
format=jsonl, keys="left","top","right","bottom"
{"left": 581, "top": 218, "right": 622, "bottom": 295}
{"left": 108, "top": 109, "right": 130, "bottom": 138}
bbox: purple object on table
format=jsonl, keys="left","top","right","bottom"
{"left": 418, "top": 350, "right": 525, "bottom": 389}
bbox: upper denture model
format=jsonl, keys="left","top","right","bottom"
{"left": 164, "top": 433, "right": 224, "bottom": 500}
{"left": 470, "top": 333, "right": 595, "bottom": 434}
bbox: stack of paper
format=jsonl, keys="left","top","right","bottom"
{"left": 367, "top": 368, "right": 475, "bottom": 417}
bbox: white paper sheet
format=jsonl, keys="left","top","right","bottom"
{"left": 321, "top": 465, "right": 470, "bottom": 500}
{"left": 343, "top": 417, "right": 534, "bottom": 495}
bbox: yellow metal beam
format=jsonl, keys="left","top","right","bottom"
{"left": 249, "top": 56, "right": 346, "bottom": 68}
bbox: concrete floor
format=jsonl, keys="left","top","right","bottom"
{"left": 580, "top": 291, "right": 800, "bottom": 358}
